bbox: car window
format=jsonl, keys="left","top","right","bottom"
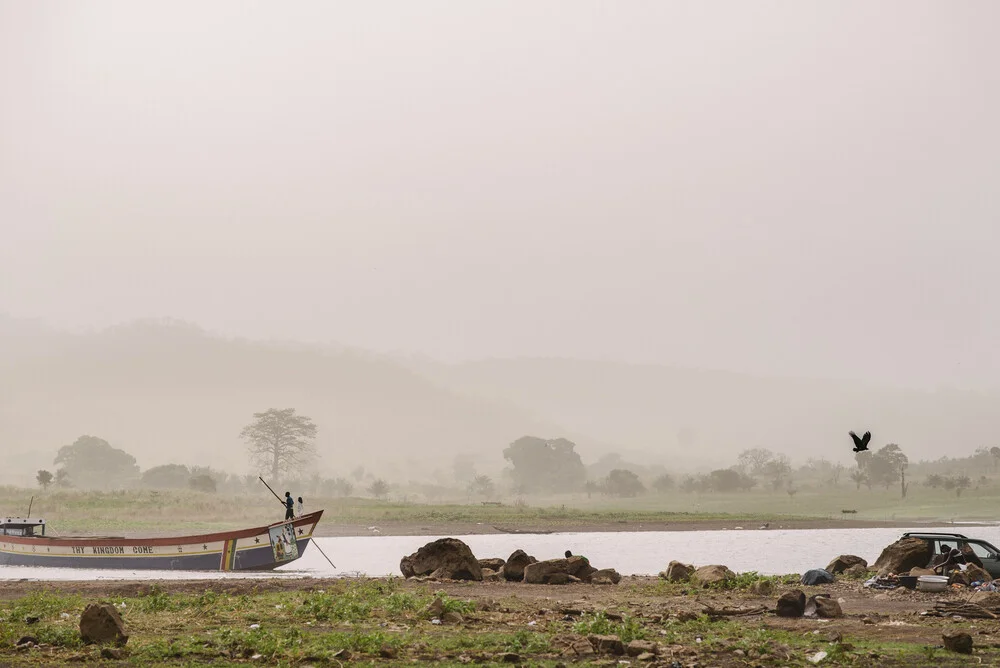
{"left": 937, "top": 540, "right": 958, "bottom": 554}
{"left": 966, "top": 542, "right": 996, "bottom": 559}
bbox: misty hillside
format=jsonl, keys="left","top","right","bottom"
{"left": 404, "top": 357, "right": 1000, "bottom": 467}
{"left": 0, "top": 317, "right": 573, "bottom": 485}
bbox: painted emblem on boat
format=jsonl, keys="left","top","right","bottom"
{"left": 268, "top": 522, "right": 299, "bottom": 562}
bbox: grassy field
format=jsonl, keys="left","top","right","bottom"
{"left": 0, "top": 482, "right": 990, "bottom": 536}
{"left": 0, "top": 574, "right": 991, "bottom": 666}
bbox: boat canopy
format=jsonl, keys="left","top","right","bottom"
{"left": 1, "top": 517, "right": 46, "bottom": 536}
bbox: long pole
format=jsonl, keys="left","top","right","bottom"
{"left": 26, "top": 496, "right": 33, "bottom": 518}
{"left": 258, "top": 476, "right": 336, "bottom": 569}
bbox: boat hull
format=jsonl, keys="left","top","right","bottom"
{"left": 0, "top": 510, "right": 323, "bottom": 572}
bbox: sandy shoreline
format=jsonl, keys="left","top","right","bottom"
{"left": 312, "top": 517, "right": 990, "bottom": 537}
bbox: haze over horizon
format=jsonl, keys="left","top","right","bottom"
{"left": 3, "top": 1, "right": 1000, "bottom": 415}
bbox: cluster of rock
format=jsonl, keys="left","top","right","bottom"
{"left": 775, "top": 590, "right": 843, "bottom": 618}
{"left": 659, "top": 560, "right": 735, "bottom": 587}
{"left": 400, "top": 538, "right": 621, "bottom": 585}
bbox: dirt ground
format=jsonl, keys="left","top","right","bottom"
{"left": 2, "top": 575, "right": 995, "bottom": 662}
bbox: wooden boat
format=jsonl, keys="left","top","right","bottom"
{"left": 0, "top": 510, "right": 323, "bottom": 571}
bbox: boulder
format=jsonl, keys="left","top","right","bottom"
{"left": 843, "top": 564, "right": 869, "bottom": 578}
{"left": 909, "top": 567, "right": 936, "bottom": 577}
{"left": 801, "top": 569, "right": 835, "bottom": 586}
{"left": 692, "top": 565, "right": 735, "bottom": 588}
{"left": 965, "top": 564, "right": 992, "bottom": 584}
{"left": 478, "top": 558, "right": 506, "bottom": 572}
{"left": 942, "top": 630, "right": 973, "bottom": 654}
{"left": 400, "top": 538, "right": 482, "bottom": 581}
{"left": 871, "top": 537, "right": 933, "bottom": 576}
{"left": 775, "top": 590, "right": 806, "bottom": 618}
{"left": 961, "top": 545, "right": 985, "bottom": 569}
{"left": 659, "top": 561, "right": 695, "bottom": 582}
{"left": 591, "top": 568, "right": 622, "bottom": 585}
{"left": 804, "top": 595, "right": 843, "bottom": 618}
{"left": 826, "top": 555, "right": 868, "bottom": 574}
{"left": 503, "top": 550, "right": 537, "bottom": 582}
{"left": 750, "top": 580, "right": 775, "bottom": 596}
{"left": 79, "top": 603, "right": 128, "bottom": 646}
{"left": 523, "top": 558, "right": 591, "bottom": 584}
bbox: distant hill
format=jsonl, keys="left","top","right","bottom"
{"left": 0, "top": 317, "right": 575, "bottom": 485}
{"left": 6, "top": 315, "right": 998, "bottom": 489}
{"left": 402, "top": 357, "right": 1000, "bottom": 467}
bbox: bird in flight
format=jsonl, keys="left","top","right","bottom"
{"left": 849, "top": 431, "right": 872, "bottom": 452}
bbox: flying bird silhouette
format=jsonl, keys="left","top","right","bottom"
{"left": 849, "top": 431, "right": 872, "bottom": 453}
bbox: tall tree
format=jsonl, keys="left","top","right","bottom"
{"left": 503, "top": 436, "right": 586, "bottom": 494}
{"left": 54, "top": 435, "right": 140, "bottom": 489}
{"left": 240, "top": 408, "right": 318, "bottom": 480}
{"left": 603, "top": 469, "right": 645, "bottom": 497}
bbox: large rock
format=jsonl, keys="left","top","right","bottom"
{"left": 871, "top": 537, "right": 933, "bottom": 576}
{"left": 943, "top": 631, "right": 973, "bottom": 654}
{"left": 804, "top": 595, "right": 843, "bottom": 618}
{"left": 692, "top": 565, "right": 735, "bottom": 588}
{"left": 79, "top": 604, "right": 128, "bottom": 646}
{"left": 775, "top": 590, "right": 806, "bottom": 618}
{"left": 965, "top": 564, "right": 992, "bottom": 584}
{"left": 400, "top": 538, "right": 482, "bottom": 581}
{"left": 826, "top": 555, "right": 868, "bottom": 574}
{"left": 961, "top": 545, "right": 985, "bottom": 569}
{"left": 660, "top": 561, "right": 695, "bottom": 582}
{"left": 843, "top": 563, "right": 869, "bottom": 578}
{"left": 503, "top": 550, "right": 537, "bottom": 582}
{"left": 591, "top": 568, "right": 622, "bottom": 585}
{"left": 478, "top": 558, "right": 506, "bottom": 572}
{"left": 523, "top": 556, "right": 596, "bottom": 584}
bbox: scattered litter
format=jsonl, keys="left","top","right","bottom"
{"left": 59, "top": 613, "right": 70, "bottom": 620}
{"left": 249, "top": 624, "right": 260, "bottom": 630}
{"left": 431, "top": 618, "right": 441, "bottom": 625}
{"left": 809, "top": 650, "right": 828, "bottom": 664}
{"left": 527, "top": 621, "right": 536, "bottom": 626}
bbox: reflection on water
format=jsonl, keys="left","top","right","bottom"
{"left": 5, "top": 526, "right": 1000, "bottom": 581}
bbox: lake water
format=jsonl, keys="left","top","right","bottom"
{"left": 4, "top": 525, "right": 1000, "bottom": 581}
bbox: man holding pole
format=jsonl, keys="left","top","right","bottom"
{"left": 284, "top": 491, "right": 295, "bottom": 520}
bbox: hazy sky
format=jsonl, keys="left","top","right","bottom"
{"left": 2, "top": 1, "right": 998, "bottom": 389}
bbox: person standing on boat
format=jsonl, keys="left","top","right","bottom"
{"left": 284, "top": 492, "right": 295, "bottom": 520}
{"left": 297, "top": 496, "right": 304, "bottom": 516}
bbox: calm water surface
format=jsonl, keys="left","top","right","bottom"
{"left": 5, "top": 525, "right": 1000, "bottom": 581}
